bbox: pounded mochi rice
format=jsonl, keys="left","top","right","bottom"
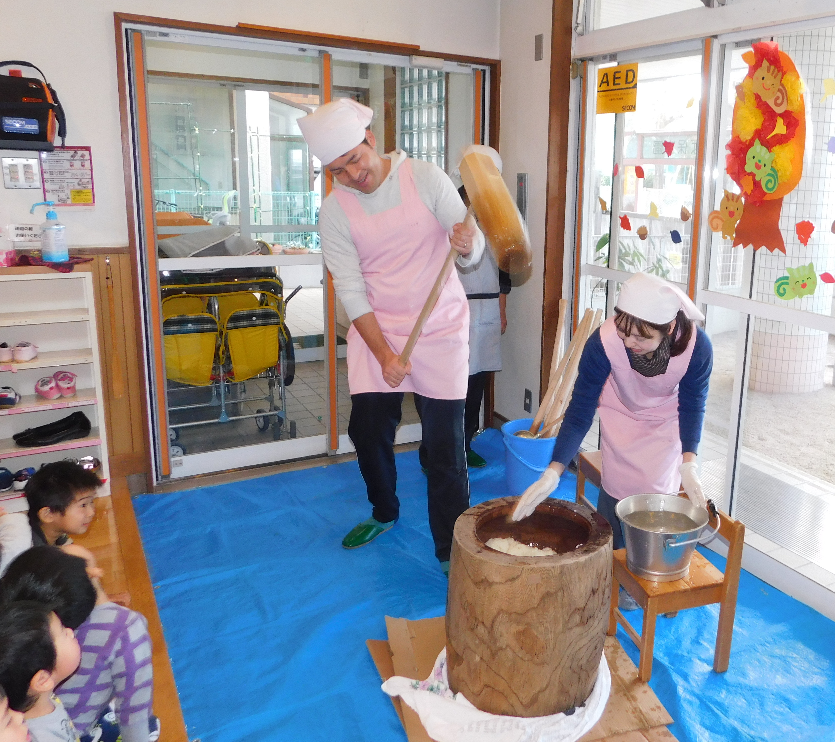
{"left": 485, "top": 537, "right": 557, "bottom": 556}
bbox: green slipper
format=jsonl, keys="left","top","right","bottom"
{"left": 466, "top": 449, "right": 487, "bottom": 468}
{"left": 342, "top": 517, "right": 395, "bottom": 549}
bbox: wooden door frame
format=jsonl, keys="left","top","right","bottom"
{"left": 114, "top": 13, "right": 500, "bottom": 481}
{"left": 541, "top": 0, "right": 575, "bottom": 396}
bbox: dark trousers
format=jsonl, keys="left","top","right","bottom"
{"left": 464, "top": 371, "right": 490, "bottom": 451}
{"left": 348, "top": 392, "right": 469, "bottom": 562}
{"left": 596, "top": 486, "right": 626, "bottom": 550}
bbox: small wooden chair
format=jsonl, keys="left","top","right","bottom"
{"left": 575, "top": 450, "right": 746, "bottom": 682}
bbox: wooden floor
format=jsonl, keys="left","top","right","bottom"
{"left": 74, "top": 479, "right": 189, "bottom": 742}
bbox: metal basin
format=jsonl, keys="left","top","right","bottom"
{"left": 616, "top": 493, "right": 715, "bottom": 582}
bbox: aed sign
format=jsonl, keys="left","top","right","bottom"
{"left": 596, "top": 64, "right": 638, "bottom": 114}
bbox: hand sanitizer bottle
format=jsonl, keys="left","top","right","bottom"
{"left": 30, "top": 201, "right": 69, "bottom": 263}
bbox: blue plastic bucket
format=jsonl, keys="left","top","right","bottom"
{"left": 501, "top": 418, "right": 557, "bottom": 495}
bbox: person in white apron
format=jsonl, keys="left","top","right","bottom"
{"left": 299, "top": 99, "right": 484, "bottom": 573}
{"left": 419, "top": 145, "right": 511, "bottom": 471}
{"left": 511, "top": 272, "right": 713, "bottom": 607}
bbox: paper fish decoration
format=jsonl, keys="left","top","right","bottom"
{"left": 821, "top": 78, "right": 835, "bottom": 104}
{"left": 774, "top": 262, "right": 817, "bottom": 299}
{"left": 795, "top": 220, "right": 814, "bottom": 246}
{"left": 635, "top": 166, "right": 645, "bottom": 179}
{"left": 686, "top": 98, "right": 695, "bottom": 108}
{"left": 637, "top": 226, "right": 648, "bottom": 240}
{"left": 662, "top": 141, "right": 675, "bottom": 157}
{"left": 670, "top": 230, "right": 682, "bottom": 244}
{"left": 599, "top": 197, "right": 608, "bottom": 213}
{"left": 820, "top": 272, "right": 835, "bottom": 284}
{"left": 681, "top": 206, "right": 691, "bottom": 222}
{"left": 619, "top": 215, "right": 632, "bottom": 231}
{"left": 613, "top": 163, "right": 619, "bottom": 176}
{"left": 649, "top": 202, "right": 659, "bottom": 218}
{"left": 725, "top": 42, "right": 805, "bottom": 253}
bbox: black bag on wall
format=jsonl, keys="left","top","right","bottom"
{"left": 0, "top": 61, "right": 66, "bottom": 151}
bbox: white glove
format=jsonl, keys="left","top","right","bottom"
{"left": 511, "top": 468, "right": 560, "bottom": 521}
{"left": 679, "top": 461, "right": 707, "bottom": 510}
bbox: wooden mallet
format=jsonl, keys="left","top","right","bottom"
{"left": 399, "top": 151, "right": 532, "bottom": 366}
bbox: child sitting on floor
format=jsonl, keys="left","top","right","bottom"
{"left": 0, "top": 686, "right": 29, "bottom": 742}
{"left": 25, "top": 462, "right": 102, "bottom": 547}
{"left": 2, "top": 546, "right": 157, "bottom": 742}
{"left": 0, "top": 601, "right": 82, "bottom": 742}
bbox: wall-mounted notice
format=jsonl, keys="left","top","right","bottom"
{"left": 596, "top": 63, "right": 638, "bottom": 114}
{"left": 40, "top": 146, "right": 95, "bottom": 206}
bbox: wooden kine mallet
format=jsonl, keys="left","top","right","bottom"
{"left": 398, "top": 151, "right": 533, "bottom": 366}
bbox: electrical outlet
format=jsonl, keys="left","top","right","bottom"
{"left": 524, "top": 389, "right": 532, "bottom": 413}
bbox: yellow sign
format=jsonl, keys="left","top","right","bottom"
{"left": 597, "top": 64, "right": 638, "bottom": 114}
{"left": 70, "top": 189, "right": 94, "bottom": 204}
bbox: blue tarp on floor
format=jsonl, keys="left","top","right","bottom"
{"left": 133, "top": 429, "right": 835, "bottom": 742}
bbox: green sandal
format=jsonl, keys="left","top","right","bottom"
{"left": 342, "top": 517, "right": 396, "bottom": 549}
{"left": 466, "top": 450, "right": 487, "bottom": 468}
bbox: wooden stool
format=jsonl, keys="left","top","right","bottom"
{"left": 575, "top": 451, "right": 746, "bottom": 682}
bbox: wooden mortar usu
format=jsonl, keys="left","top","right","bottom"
{"left": 446, "top": 497, "right": 612, "bottom": 717}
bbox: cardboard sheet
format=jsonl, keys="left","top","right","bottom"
{"left": 368, "top": 616, "right": 674, "bottom": 742}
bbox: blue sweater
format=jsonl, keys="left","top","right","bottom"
{"left": 551, "top": 326, "right": 712, "bottom": 466}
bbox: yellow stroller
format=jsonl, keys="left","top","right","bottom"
{"left": 161, "top": 274, "right": 299, "bottom": 450}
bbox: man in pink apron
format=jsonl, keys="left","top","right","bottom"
{"left": 511, "top": 272, "right": 712, "bottom": 608}
{"left": 299, "top": 99, "right": 483, "bottom": 573}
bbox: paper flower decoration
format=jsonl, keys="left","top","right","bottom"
{"left": 725, "top": 42, "right": 805, "bottom": 253}
{"left": 637, "top": 226, "right": 648, "bottom": 240}
{"left": 619, "top": 215, "right": 632, "bottom": 231}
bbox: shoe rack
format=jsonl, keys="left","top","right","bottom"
{"left": 0, "top": 268, "right": 110, "bottom": 494}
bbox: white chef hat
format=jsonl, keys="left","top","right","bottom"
{"left": 449, "top": 144, "right": 502, "bottom": 188}
{"left": 298, "top": 98, "right": 374, "bottom": 166}
{"left": 616, "top": 272, "right": 704, "bottom": 323}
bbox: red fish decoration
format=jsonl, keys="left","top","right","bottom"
{"left": 635, "top": 166, "right": 645, "bottom": 179}
{"left": 820, "top": 272, "right": 835, "bottom": 284}
{"left": 795, "top": 220, "right": 814, "bottom": 246}
{"left": 613, "top": 163, "right": 619, "bottom": 176}
{"left": 619, "top": 215, "right": 632, "bottom": 231}
{"left": 663, "top": 141, "right": 675, "bottom": 157}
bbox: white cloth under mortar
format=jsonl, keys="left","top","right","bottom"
{"left": 381, "top": 647, "right": 611, "bottom": 742}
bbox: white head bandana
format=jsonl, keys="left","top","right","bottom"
{"left": 298, "top": 99, "right": 374, "bottom": 166}
{"left": 616, "top": 272, "right": 704, "bottom": 323}
{"left": 449, "top": 144, "right": 502, "bottom": 188}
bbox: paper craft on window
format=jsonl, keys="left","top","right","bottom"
{"left": 774, "top": 262, "right": 817, "bottom": 299}
{"left": 821, "top": 78, "right": 835, "bottom": 104}
{"left": 637, "top": 226, "right": 648, "bottom": 241}
{"left": 619, "top": 215, "right": 631, "bottom": 231}
{"left": 670, "top": 230, "right": 682, "bottom": 244}
{"left": 662, "top": 141, "right": 674, "bottom": 157}
{"left": 634, "top": 165, "right": 645, "bottom": 179}
{"left": 795, "top": 220, "right": 814, "bottom": 247}
{"left": 649, "top": 202, "right": 659, "bottom": 218}
{"left": 725, "top": 42, "right": 805, "bottom": 253}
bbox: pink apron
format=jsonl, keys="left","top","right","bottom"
{"left": 333, "top": 159, "right": 469, "bottom": 399}
{"left": 598, "top": 316, "right": 696, "bottom": 500}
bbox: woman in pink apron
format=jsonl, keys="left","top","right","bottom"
{"left": 299, "top": 99, "right": 481, "bottom": 574}
{"left": 512, "top": 273, "right": 712, "bottom": 608}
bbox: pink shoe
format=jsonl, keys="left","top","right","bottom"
{"left": 12, "top": 342, "right": 38, "bottom": 362}
{"left": 0, "top": 343, "right": 11, "bottom": 362}
{"left": 35, "top": 376, "right": 61, "bottom": 400}
{"left": 53, "top": 371, "right": 77, "bottom": 397}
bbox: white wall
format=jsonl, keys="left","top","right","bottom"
{"left": 0, "top": 0, "right": 500, "bottom": 247}
{"left": 494, "top": 0, "right": 553, "bottom": 420}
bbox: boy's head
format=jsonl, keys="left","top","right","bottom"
{"left": 0, "top": 687, "right": 27, "bottom": 742}
{"left": 0, "top": 602, "right": 80, "bottom": 712}
{"left": 2, "top": 546, "right": 96, "bottom": 630}
{"left": 25, "top": 461, "right": 102, "bottom": 541}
